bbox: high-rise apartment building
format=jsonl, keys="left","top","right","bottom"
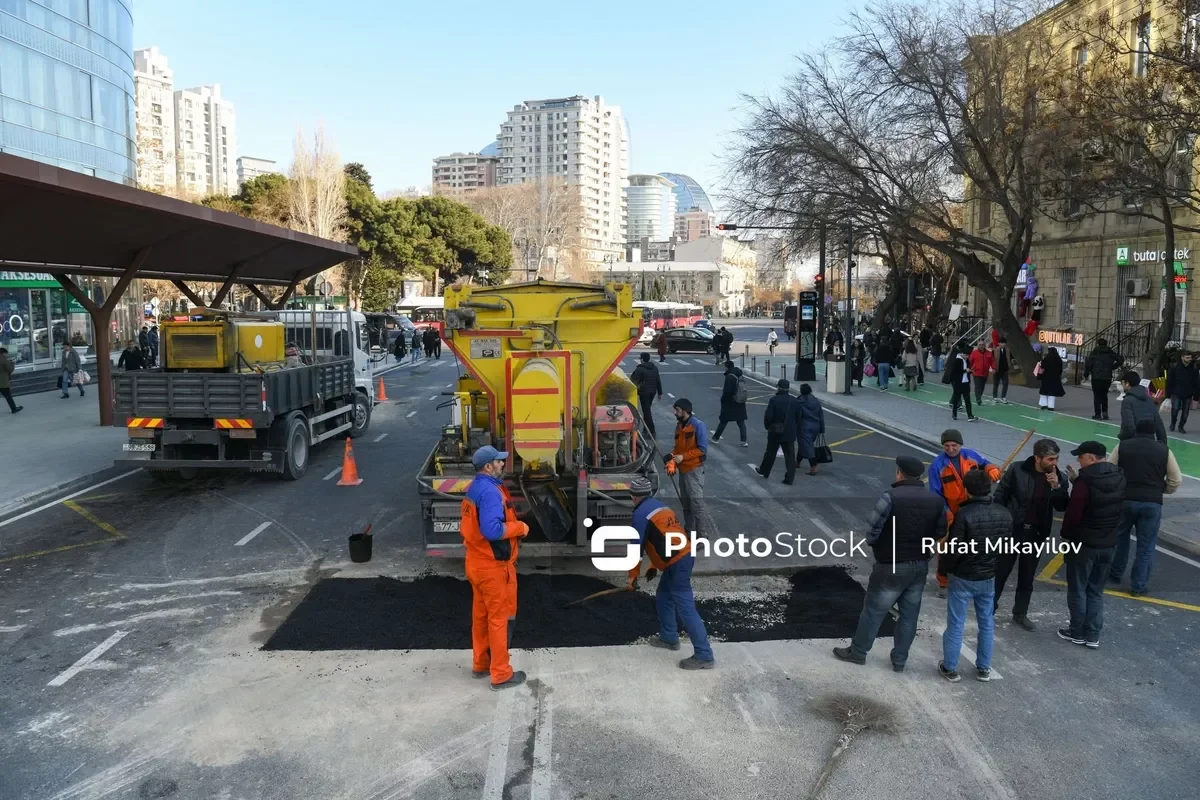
{"left": 175, "top": 84, "right": 237, "bottom": 197}
{"left": 675, "top": 209, "right": 713, "bottom": 242}
{"left": 133, "top": 47, "right": 177, "bottom": 193}
{"left": 496, "top": 95, "right": 629, "bottom": 260}
{"left": 431, "top": 152, "right": 499, "bottom": 197}
{"left": 237, "top": 157, "right": 277, "bottom": 186}
{"left": 625, "top": 175, "right": 677, "bottom": 241}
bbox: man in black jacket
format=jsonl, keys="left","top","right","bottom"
{"left": 992, "top": 439, "right": 1070, "bottom": 630}
{"left": 630, "top": 353, "right": 663, "bottom": 439}
{"left": 1059, "top": 441, "right": 1127, "bottom": 648}
{"left": 992, "top": 337, "right": 1011, "bottom": 404}
{"left": 1084, "top": 339, "right": 1122, "bottom": 420}
{"left": 1118, "top": 371, "right": 1168, "bottom": 444}
{"left": 755, "top": 379, "right": 797, "bottom": 484}
{"left": 1166, "top": 351, "right": 1199, "bottom": 433}
{"left": 937, "top": 468, "right": 1011, "bottom": 682}
{"left": 1107, "top": 419, "right": 1183, "bottom": 596}
{"left": 834, "top": 455, "right": 946, "bottom": 672}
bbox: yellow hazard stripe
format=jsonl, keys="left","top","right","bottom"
{"left": 127, "top": 418, "right": 163, "bottom": 429}
{"left": 434, "top": 479, "right": 472, "bottom": 493}
{"left": 214, "top": 419, "right": 253, "bottom": 429}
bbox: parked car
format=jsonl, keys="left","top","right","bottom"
{"left": 772, "top": 310, "right": 784, "bottom": 319}
{"left": 663, "top": 327, "right": 716, "bottom": 354}
{"left": 694, "top": 319, "right": 714, "bottom": 331}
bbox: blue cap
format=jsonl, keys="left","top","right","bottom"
{"left": 472, "top": 445, "right": 509, "bottom": 470}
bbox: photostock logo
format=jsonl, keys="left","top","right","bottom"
{"left": 587, "top": 518, "right": 641, "bottom": 572}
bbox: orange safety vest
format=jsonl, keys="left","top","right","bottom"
{"left": 933, "top": 451, "right": 1002, "bottom": 524}
{"left": 673, "top": 417, "right": 708, "bottom": 473}
{"left": 460, "top": 475, "right": 524, "bottom": 565}
{"left": 627, "top": 500, "right": 691, "bottom": 584}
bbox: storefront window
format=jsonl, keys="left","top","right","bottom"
{"left": 0, "top": 289, "right": 33, "bottom": 365}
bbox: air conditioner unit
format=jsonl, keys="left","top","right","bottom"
{"left": 1126, "top": 278, "right": 1151, "bottom": 297}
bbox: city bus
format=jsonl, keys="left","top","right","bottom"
{"left": 396, "top": 296, "right": 445, "bottom": 334}
{"left": 633, "top": 301, "right": 704, "bottom": 330}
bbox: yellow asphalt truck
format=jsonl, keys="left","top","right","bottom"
{"left": 417, "top": 279, "right": 662, "bottom": 555}
{"left": 113, "top": 309, "right": 373, "bottom": 480}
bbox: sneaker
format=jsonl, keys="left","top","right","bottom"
{"left": 1013, "top": 615, "right": 1037, "bottom": 632}
{"left": 11, "top": 406, "right": 21, "bottom": 414}
{"left": 832, "top": 646, "right": 866, "bottom": 665}
{"left": 936, "top": 588, "right": 946, "bottom": 599}
{"left": 1093, "top": 415, "right": 1103, "bottom": 421}
{"left": 710, "top": 436, "right": 721, "bottom": 443}
{"left": 1057, "top": 628, "right": 1085, "bottom": 645}
{"left": 1084, "top": 640, "right": 1100, "bottom": 649}
{"left": 679, "top": 656, "right": 715, "bottom": 670}
{"left": 1170, "top": 424, "right": 1177, "bottom": 432}
{"left": 650, "top": 637, "right": 681, "bottom": 651}
{"left": 976, "top": 668, "right": 992, "bottom": 682}
{"left": 754, "top": 467, "right": 767, "bottom": 478}
{"left": 490, "top": 670, "right": 527, "bottom": 691}
{"left": 740, "top": 441, "right": 749, "bottom": 447}
{"left": 1102, "top": 414, "right": 1110, "bottom": 420}
{"left": 938, "top": 662, "right": 961, "bottom": 682}
{"left": 1180, "top": 428, "right": 1188, "bottom": 435}
{"left": 1001, "top": 399, "right": 1010, "bottom": 405}
{"left": 967, "top": 416, "right": 980, "bottom": 422}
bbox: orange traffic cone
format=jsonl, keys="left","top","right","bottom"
{"left": 337, "top": 437, "right": 363, "bottom": 486}
{"left": 377, "top": 376, "right": 389, "bottom": 401}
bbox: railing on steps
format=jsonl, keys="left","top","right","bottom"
{"left": 1071, "top": 320, "right": 1157, "bottom": 385}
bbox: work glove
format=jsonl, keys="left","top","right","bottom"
{"left": 646, "top": 568, "right": 659, "bottom": 582}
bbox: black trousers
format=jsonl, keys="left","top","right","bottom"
{"left": 638, "top": 393, "right": 657, "bottom": 438}
{"left": 1, "top": 387, "right": 16, "bottom": 412}
{"left": 759, "top": 434, "right": 796, "bottom": 482}
{"left": 972, "top": 375, "right": 988, "bottom": 403}
{"left": 951, "top": 383, "right": 973, "bottom": 418}
{"left": 994, "top": 551, "right": 1039, "bottom": 618}
{"left": 1092, "top": 381, "right": 1110, "bottom": 417}
{"left": 992, "top": 371, "right": 1009, "bottom": 398}
{"left": 1171, "top": 396, "right": 1192, "bottom": 429}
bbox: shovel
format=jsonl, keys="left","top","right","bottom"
{"left": 564, "top": 585, "right": 632, "bottom": 608}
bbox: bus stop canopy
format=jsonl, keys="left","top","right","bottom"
{"left": 0, "top": 153, "right": 360, "bottom": 424}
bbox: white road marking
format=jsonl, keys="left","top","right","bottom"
{"left": 322, "top": 467, "right": 342, "bottom": 481}
{"left": 1096, "top": 434, "right": 1118, "bottom": 440}
{"left": 47, "top": 631, "right": 129, "bottom": 687}
{"left": 235, "top": 521, "right": 271, "bottom": 547}
{"left": 694, "top": 359, "right": 710, "bottom": 366}
{"left": 958, "top": 644, "right": 1002, "bottom": 680}
{"left": 481, "top": 684, "right": 517, "bottom": 799}
{"left": 445, "top": 383, "right": 453, "bottom": 388}
{"left": 1020, "top": 415, "right": 1042, "bottom": 422}
{"left": 810, "top": 515, "right": 838, "bottom": 540}
{"left": 373, "top": 433, "right": 389, "bottom": 442}
{"left": 667, "top": 392, "right": 675, "bottom": 398}
{"left": 732, "top": 693, "right": 759, "bottom": 732}
{"left": 103, "top": 591, "right": 241, "bottom": 610}
{"left": 407, "top": 410, "right": 418, "bottom": 418}
{"left": 54, "top": 607, "right": 203, "bottom": 637}
{"left": 0, "top": 625, "right": 26, "bottom": 633}
{"left": 0, "top": 469, "right": 142, "bottom": 529}
{"left": 429, "top": 395, "right": 439, "bottom": 401}
{"left": 529, "top": 679, "right": 555, "bottom": 800}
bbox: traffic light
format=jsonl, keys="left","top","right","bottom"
{"left": 716, "top": 223, "right": 738, "bottom": 231}
{"left": 814, "top": 273, "right": 824, "bottom": 289}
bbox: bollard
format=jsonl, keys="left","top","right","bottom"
{"left": 752, "top": 356, "right": 757, "bottom": 373}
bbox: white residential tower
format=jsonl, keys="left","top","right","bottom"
{"left": 133, "top": 47, "right": 177, "bottom": 193}
{"left": 175, "top": 84, "right": 237, "bottom": 197}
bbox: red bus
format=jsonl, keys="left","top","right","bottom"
{"left": 396, "top": 296, "right": 445, "bottom": 334}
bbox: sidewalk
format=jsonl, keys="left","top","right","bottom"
{"left": 733, "top": 358, "right": 1200, "bottom": 557}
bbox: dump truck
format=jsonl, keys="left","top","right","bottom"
{"left": 113, "top": 308, "right": 375, "bottom": 480}
{"left": 417, "top": 279, "right": 663, "bottom": 556}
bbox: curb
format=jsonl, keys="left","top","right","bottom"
{"left": 0, "top": 464, "right": 140, "bottom": 523}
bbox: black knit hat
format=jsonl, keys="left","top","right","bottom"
{"left": 941, "top": 428, "right": 964, "bottom": 445}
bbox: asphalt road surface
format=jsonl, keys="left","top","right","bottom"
{"left": 1, "top": 326, "right": 1198, "bottom": 800}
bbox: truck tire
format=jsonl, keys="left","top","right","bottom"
{"left": 348, "top": 392, "right": 371, "bottom": 439}
{"left": 281, "top": 416, "right": 310, "bottom": 481}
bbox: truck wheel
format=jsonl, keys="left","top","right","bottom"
{"left": 282, "top": 416, "right": 310, "bottom": 480}
{"left": 348, "top": 392, "right": 371, "bottom": 438}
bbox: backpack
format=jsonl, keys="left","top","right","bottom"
{"left": 733, "top": 374, "right": 748, "bottom": 404}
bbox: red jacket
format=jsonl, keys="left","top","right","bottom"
{"left": 969, "top": 349, "right": 994, "bottom": 377}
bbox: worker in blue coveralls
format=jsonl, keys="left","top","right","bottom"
{"left": 626, "top": 476, "right": 715, "bottom": 670}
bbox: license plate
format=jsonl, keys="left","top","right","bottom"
{"left": 433, "top": 521, "right": 460, "bottom": 533}
{"left": 123, "top": 443, "right": 155, "bottom": 452}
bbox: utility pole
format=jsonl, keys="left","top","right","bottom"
{"left": 843, "top": 225, "right": 855, "bottom": 396}
{"left": 817, "top": 223, "right": 826, "bottom": 349}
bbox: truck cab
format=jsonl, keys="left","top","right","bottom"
{"left": 274, "top": 309, "right": 377, "bottom": 406}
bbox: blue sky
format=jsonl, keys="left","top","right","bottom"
{"left": 134, "top": 0, "right": 851, "bottom": 207}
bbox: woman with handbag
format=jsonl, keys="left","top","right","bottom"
{"left": 792, "top": 383, "right": 827, "bottom": 476}
{"left": 902, "top": 340, "right": 922, "bottom": 391}
{"left": 1036, "top": 347, "right": 1066, "bottom": 410}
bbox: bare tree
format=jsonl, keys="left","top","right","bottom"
{"left": 728, "top": 0, "right": 1073, "bottom": 376}
{"left": 463, "top": 179, "right": 584, "bottom": 280}
{"left": 288, "top": 125, "right": 349, "bottom": 294}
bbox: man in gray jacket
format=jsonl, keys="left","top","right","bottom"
{"left": 0, "top": 347, "right": 22, "bottom": 413}
{"left": 60, "top": 343, "right": 84, "bottom": 398}
{"left": 1118, "top": 371, "right": 1166, "bottom": 444}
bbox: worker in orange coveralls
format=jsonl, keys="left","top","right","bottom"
{"left": 460, "top": 445, "right": 529, "bottom": 690}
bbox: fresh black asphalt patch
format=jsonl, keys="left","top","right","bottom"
{"left": 262, "top": 567, "right": 894, "bottom": 651}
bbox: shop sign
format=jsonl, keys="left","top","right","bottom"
{"left": 1116, "top": 245, "right": 1191, "bottom": 264}
{"left": 0, "top": 271, "right": 60, "bottom": 288}
{"left": 1161, "top": 261, "right": 1190, "bottom": 292}
{"left": 1038, "top": 329, "right": 1084, "bottom": 347}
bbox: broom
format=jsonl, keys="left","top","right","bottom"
{"left": 805, "top": 694, "right": 899, "bottom": 800}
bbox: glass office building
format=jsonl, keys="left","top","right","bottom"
{"left": 626, "top": 174, "right": 678, "bottom": 242}
{"left": 0, "top": 0, "right": 136, "bottom": 184}
{"left": 0, "top": 1, "right": 140, "bottom": 379}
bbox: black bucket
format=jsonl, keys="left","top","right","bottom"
{"left": 348, "top": 533, "right": 373, "bottom": 563}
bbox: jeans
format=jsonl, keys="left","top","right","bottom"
{"left": 877, "top": 362, "right": 891, "bottom": 389}
{"left": 1171, "top": 396, "right": 1192, "bottom": 429}
{"left": 1109, "top": 501, "right": 1163, "bottom": 592}
{"left": 942, "top": 575, "right": 996, "bottom": 672}
{"left": 713, "top": 419, "right": 746, "bottom": 443}
{"left": 951, "top": 383, "right": 973, "bottom": 418}
{"left": 849, "top": 560, "right": 928, "bottom": 666}
{"left": 1092, "top": 382, "right": 1111, "bottom": 417}
{"left": 656, "top": 554, "right": 713, "bottom": 661}
{"left": 1, "top": 387, "right": 17, "bottom": 412}
{"left": 638, "top": 393, "right": 657, "bottom": 438}
{"left": 61, "top": 370, "right": 83, "bottom": 396}
{"left": 992, "top": 372, "right": 1009, "bottom": 399}
{"left": 1065, "top": 545, "right": 1115, "bottom": 642}
{"left": 994, "top": 548, "right": 1038, "bottom": 617}
{"left": 759, "top": 434, "right": 796, "bottom": 482}
{"left": 678, "top": 467, "right": 717, "bottom": 539}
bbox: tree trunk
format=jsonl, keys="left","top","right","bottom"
{"left": 1149, "top": 199, "right": 1177, "bottom": 380}
{"left": 871, "top": 265, "right": 901, "bottom": 330}
{"left": 957, "top": 254, "right": 1039, "bottom": 379}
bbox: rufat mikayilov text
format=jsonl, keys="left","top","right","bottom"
{"left": 922, "top": 538, "right": 1082, "bottom": 558}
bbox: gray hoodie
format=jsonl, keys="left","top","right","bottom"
{"left": 61, "top": 348, "right": 81, "bottom": 374}
{"left": 1119, "top": 384, "right": 1167, "bottom": 444}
